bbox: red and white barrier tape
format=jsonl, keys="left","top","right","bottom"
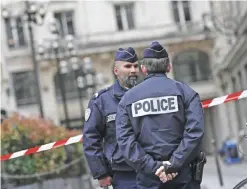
{"left": 1, "top": 90, "right": 247, "bottom": 161}
{"left": 201, "top": 90, "right": 247, "bottom": 108}
{"left": 1, "top": 135, "right": 83, "bottom": 161}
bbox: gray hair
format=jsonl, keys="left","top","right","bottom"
{"left": 141, "top": 58, "right": 170, "bottom": 73}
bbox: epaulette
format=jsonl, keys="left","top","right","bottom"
{"left": 92, "top": 87, "right": 109, "bottom": 99}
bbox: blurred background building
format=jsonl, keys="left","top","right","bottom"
{"left": 1, "top": 0, "right": 247, "bottom": 155}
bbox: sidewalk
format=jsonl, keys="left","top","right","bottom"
{"left": 201, "top": 156, "right": 247, "bottom": 189}
{"left": 93, "top": 155, "right": 247, "bottom": 189}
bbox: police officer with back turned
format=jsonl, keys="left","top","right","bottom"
{"left": 83, "top": 47, "right": 139, "bottom": 189}
{"left": 116, "top": 41, "right": 205, "bottom": 189}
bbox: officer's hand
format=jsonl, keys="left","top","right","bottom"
{"left": 155, "top": 161, "right": 171, "bottom": 177}
{"left": 155, "top": 162, "right": 178, "bottom": 183}
{"left": 98, "top": 176, "right": 112, "bottom": 187}
{"left": 156, "top": 167, "right": 178, "bottom": 183}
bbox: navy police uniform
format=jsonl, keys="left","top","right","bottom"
{"left": 83, "top": 47, "right": 138, "bottom": 189}
{"left": 116, "top": 42, "right": 204, "bottom": 189}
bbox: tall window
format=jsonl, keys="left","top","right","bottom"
{"left": 12, "top": 71, "right": 37, "bottom": 106}
{"left": 54, "top": 11, "right": 75, "bottom": 37}
{"left": 172, "top": 1, "right": 191, "bottom": 29}
{"left": 172, "top": 50, "right": 211, "bottom": 83}
{"left": 115, "top": 3, "right": 135, "bottom": 31}
{"left": 5, "top": 16, "right": 26, "bottom": 49}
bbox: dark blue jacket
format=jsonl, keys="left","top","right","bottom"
{"left": 83, "top": 80, "right": 134, "bottom": 179}
{"left": 116, "top": 73, "right": 204, "bottom": 175}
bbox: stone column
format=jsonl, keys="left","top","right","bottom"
{"left": 240, "top": 63, "right": 247, "bottom": 159}
{"left": 225, "top": 74, "right": 239, "bottom": 138}
{"left": 213, "top": 73, "right": 232, "bottom": 142}
{"left": 235, "top": 71, "right": 246, "bottom": 130}
{"left": 39, "top": 66, "right": 59, "bottom": 125}
{"left": 241, "top": 64, "right": 247, "bottom": 124}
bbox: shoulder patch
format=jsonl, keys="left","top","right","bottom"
{"left": 93, "top": 87, "right": 109, "bottom": 99}
{"left": 85, "top": 108, "right": 91, "bottom": 121}
{"left": 93, "top": 92, "right": 99, "bottom": 98}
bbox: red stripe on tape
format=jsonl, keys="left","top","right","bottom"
{"left": 24, "top": 146, "right": 40, "bottom": 156}
{"left": 201, "top": 99, "right": 213, "bottom": 108}
{"left": 225, "top": 91, "right": 242, "bottom": 103}
{"left": 1, "top": 153, "right": 13, "bottom": 161}
{"left": 53, "top": 138, "right": 69, "bottom": 148}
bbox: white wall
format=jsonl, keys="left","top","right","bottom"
{"left": 83, "top": 1, "right": 116, "bottom": 34}
{"left": 1, "top": 0, "right": 213, "bottom": 122}
{"left": 82, "top": 1, "right": 211, "bottom": 31}
{"left": 135, "top": 1, "right": 173, "bottom": 27}
{"left": 191, "top": 0, "right": 211, "bottom": 21}
{"left": 1, "top": 0, "right": 212, "bottom": 58}
{"left": 1, "top": 51, "right": 17, "bottom": 113}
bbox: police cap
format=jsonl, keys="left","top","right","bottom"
{"left": 115, "top": 47, "right": 138, "bottom": 63}
{"left": 143, "top": 41, "right": 169, "bottom": 59}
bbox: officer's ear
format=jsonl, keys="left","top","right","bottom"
{"left": 141, "top": 64, "right": 148, "bottom": 75}
{"left": 167, "top": 63, "right": 172, "bottom": 73}
{"left": 113, "top": 65, "right": 119, "bottom": 76}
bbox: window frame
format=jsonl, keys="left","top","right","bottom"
{"left": 12, "top": 71, "right": 38, "bottom": 106}
{"left": 171, "top": 1, "right": 192, "bottom": 31}
{"left": 4, "top": 16, "right": 27, "bottom": 49}
{"left": 53, "top": 10, "right": 75, "bottom": 37}
{"left": 114, "top": 3, "right": 135, "bottom": 31}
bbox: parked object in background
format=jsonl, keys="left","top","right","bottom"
{"left": 219, "top": 139, "right": 241, "bottom": 165}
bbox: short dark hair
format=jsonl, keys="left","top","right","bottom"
{"left": 141, "top": 58, "right": 170, "bottom": 73}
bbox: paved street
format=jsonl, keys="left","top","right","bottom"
{"left": 201, "top": 156, "right": 247, "bottom": 189}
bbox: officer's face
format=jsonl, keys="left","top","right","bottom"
{"left": 114, "top": 61, "right": 139, "bottom": 88}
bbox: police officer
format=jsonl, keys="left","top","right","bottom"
{"left": 116, "top": 41, "right": 205, "bottom": 189}
{"left": 83, "top": 47, "right": 139, "bottom": 189}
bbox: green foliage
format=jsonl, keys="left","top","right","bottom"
{"left": 1, "top": 113, "right": 86, "bottom": 186}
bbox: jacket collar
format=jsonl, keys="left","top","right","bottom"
{"left": 144, "top": 73, "right": 167, "bottom": 80}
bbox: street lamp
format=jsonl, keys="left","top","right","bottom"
{"left": 83, "top": 57, "right": 97, "bottom": 97}
{"left": 37, "top": 33, "right": 71, "bottom": 128}
{"left": 37, "top": 18, "right": 98, "bottom": 128}
{"left": 1, "top": 1, "right": 47, "bottom": 118}
{"left": 70, "top": 56, "right": 98, "bottom": 120}
{"left": 70, "top": 57, "right": 85, "bottom": 120}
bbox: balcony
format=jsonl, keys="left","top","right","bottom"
{"left": 78, "top": 21, "right": 210, "bottom": 50}
{"left": 3, "top": 21, "right": 211, "bottom": 59}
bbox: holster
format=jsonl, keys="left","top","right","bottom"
{"left": 191, "top": 151, "right": 207, "bottom": 183}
